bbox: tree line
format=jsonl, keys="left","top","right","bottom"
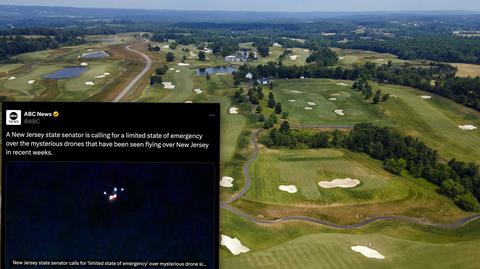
{"left": 262, "top": 123, "right": 480, "bottom": 211}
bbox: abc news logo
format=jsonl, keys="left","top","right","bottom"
{"left": 6, "top": 110, "right": 22, "bottom": 125}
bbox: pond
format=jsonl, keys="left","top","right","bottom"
{"left": 195, "top": 66, "right": 237, "bottom": 76}
{"left": 44, "top": 67, "right": 87, "bottom": 79}
{"left": 82, "top": 51, "right": 110, "bottom": 59}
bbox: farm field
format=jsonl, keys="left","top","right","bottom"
{"left": 274, "top": 79, "right": 480, "bottom": 163}
{"left": 451, "top": 63, "right": 480, "bottom": 77}
{"left": 331, "top": 48, "right": 425, "bottom": 67}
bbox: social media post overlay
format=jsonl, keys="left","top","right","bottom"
{"left": 2, "top": 102, "right": 220, "bottom": 269}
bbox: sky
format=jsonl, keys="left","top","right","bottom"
{"left": 1, "top": 0, "right": 480, "bottom": 12}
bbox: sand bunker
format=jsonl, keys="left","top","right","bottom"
{"left": 330, "top": 93, "right": 340, "bottom": 96}
{"left": 85, "top": 81, "right": 95, "bottom": 86}
{"left": 162, "top": 45, "right": 169, "bottom": 49}
{"left": 390, "top": 95, "right": 398, "bottom": 98}
{"left": 229, "top": 107, "right": 239, "bottom": 114}
{"left": 87, "top": 49, "right": 93, "bottom": 52}
{"left": 336, "top": 82, "right": 348, "bottom": 86}
{"left": 288, "top": 99, "right": 296, "bottom": 102}
{"left": 175, "top": 70, "right": 180, "bottom": 73}
{"left": 334, "top": 109, "right": 345, "bottom": 116}
{"left": 162, "top": 82, "right": 175, "bottom": 89}
{"left": 194, "top": 89, "right": 203, "bottom": 94}
{"left": 8, "top": 76, "right": 16, "bottom": 80}
{"left": 458, "top": 125, "right": 478, "bottom": 131}
{"left": 273, "top": 42, "right": 282, "bottom": 47}
{"left": 305, "top": 107, "right": 313, "bottom": 110}
{"left": 420, "top": 95, "right": 432, "bottom": 99}
{"left": 319, "top": 178, "right": 360, "bottom": 189}
{"left": 351, "top": 246, "right": 385, "bottom": 260}
{"left": 27, "top": 80, "right": 35, "bottom": 84}
{"left": 329, "top": 98, "right": 337, "bottom": 101}
{"left": 178, "top": 63, "right": 190, "bottom": 66}
{"left": 291, "top": 90, "right": 302, "bottom": 93}
{"left": 339, "top": 57, "right": 345, "bottom": 60}
{"left": 289, "top": 55, "right": 300, "bottom": 60}
{"left": 94, "top": 73, "right": 110, "bottom": 79}
{"left": 221, "top": 235, "right": 250, "bottom": 256}
{"left": 185, "top": 101, "right": 193, "bottom": 103}
{"left": 307, "top": 102, "right": 316, "bottom": 106}
{"left": 80, "top": 62, "right": 88, "bottom": 66}
{"left": 220, "top": 176, "right": 234, "bottom": 188}
{"left": 169, "top": 68, "right": 175, "bottom": 71}
{"left": 279, "top": 185, "right": 298, "bottom": 193}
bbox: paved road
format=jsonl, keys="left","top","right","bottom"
{"left": 113, "top": 40, "right": 151, "bottom": 102}
{"left": 221, "top": 128, "right": 480, "bottom": 229}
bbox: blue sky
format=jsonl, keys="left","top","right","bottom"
{"left": 1, "top": 0, "right": 480, "bottom": 11}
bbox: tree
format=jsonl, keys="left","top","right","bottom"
{"left": 166, "top": 52, "right": 175, "bottom": 62}
{"left": 169, "top": 42, "right": 178, "bottom": 50}
{"left": 268, "top": 97, "right": 276, "bottom": 108}
{"left": 258, "top": 114, "right": 265, "bottom": 122}
{"left": 155, "top": 65, "right": 168, "bottom": 76}
{"left": 256, "top": 106, "right": 263, "bottom": 113}
{"left": 250, "top": 94, "right": 259, "bottom": 105}
{"left": 455, "top": 193, "right": 480, "bottom": 211}
{"left": 385, "top": 158, "right": 406, "bottom": 175}
{"left": 441, "top": 179, "right": 465, "bottom": 198}
{"left": 182, "top": 55, "right": 187, "bottom": 62}
{"left": 198, "top": 51, "right": 206, "bottom": 61}
{"left": 381, "top": 93, "right": 390, "bottom": 102}
{"left": 373, "top": 89, "right": 382, "bottom": 104}
{"left": 281, "top": 111, "right": 289, "bottom": 119}
{"left": 206, "top": 72, "right": 211, "bottom": 80}
{"left": 280, "top": 121, "right": 290, "bottom": 134}
{"left": 150, "top": 75, "right": 162, "bottom": 85}
{"left": 275, "top": 103, "right": 282, "bottom": 114}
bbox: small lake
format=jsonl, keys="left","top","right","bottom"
{"left": 44, "top": 67, "right": 87, "bottom": 79}
{"left": 195, "top": 66, "right": 237, "bottom": 76}
{"left": 82, "top": 51, "right": 110, "bottom": 59}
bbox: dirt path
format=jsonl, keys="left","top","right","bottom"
{"left": 221, "top": 128, "right": 480, "bottom": 229}
{"left": 113, "top": 40, "right": 151, "bottom": 102}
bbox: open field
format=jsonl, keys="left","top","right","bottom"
{"left": 331, "top": 48, "right": 425, "bottom": 67}
{"left": 451, "top": 63, "right": 480, "bottom": 77}
{"left": 273, "top": 79, "right": 480, "bottom": 163}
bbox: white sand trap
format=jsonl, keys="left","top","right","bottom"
{"left": 305, "top": 107, "right": 313, "bottom": 110}
{"left": 94, "top": 73, "right": 110, "bottom": 79}
{"left": 194, "top": 88, "right": 203, "bottom": 94}
{"left": 169, "top": 68, "right": 175, "bottom": 71}
{"left": 162, "top": 45, "right": 169, "bottom": 48}
{"left": 162, "top": 82, "right": 175, "bottom": 89}
{"left": 291, "top": 90, "right": 302, "bottom": 93}
{"left": 27, "top": 80, "right": 36, "bottom": 84}
{"left": 220, "top": 176, "right": 234, "bottom": 188}
{"left": 330, "top": 93, "right": 340, "bottom": 96}
{"left": 390, "top": 95, "right": 398, "bottom": 98}
{"left": 229, "top": 107, "right": 239, "bottom": 114}
{"left": 87, "top": 49, "right": 93, "bottom": 52}
{"left": 458, "top": 125, "right": 478, "bottom": 131}
{"left": 288, "top": 99, "right": 296, "bottom": 102}
{"left": 289, "top": 55, "right": 299, "bottom": 60}
{"left": 8, "top": 76, "right": 16, "bottom": 80}
{"left": 307, "top": 102, "right": 316, "bottom": 106}
{"left": 85, "top": 81, "right": 95, "bottom": 86}
{"left": 221, "top": 235, "right": 250, "bottom": 256}
{"left": 104, "top": 72, "right": 110, "bottom": 76}
{"left": 80, "top": 62, "right": 88, "bottom": 66}
{"left": 273, "top": 42, "right": 282, "bottom": 47}
{"left": 419, "top": 95, "right": 432, "bottom": 99}
{"left": 175, "top": 70, "right": 180, "bottom": 73}
{"left": 304, "top": 49, "right": 309, "bottom": 52}
{"left": 319, "top": 178, "right": 360, "bottom": 189}
{"left": 185, "top": 101, "right": 193, "bottom": 103}
{"left": 216, "top": 73, "right": 228, "bottom": 76}
{"left": 351, "top": 246, "right": 385, "bottom": 260}
{"left": 334, "top": 109, "right": 345, "bottom": 116}
{"left": 339, "top": 57, "right": 345, "bottom": 60}
{"left": 336, "top": 82, "right": 348, "bottom": 86}
{"left": 279, "top": 185, "right": 298, "bottom": 193}
{"left": 178, "top": 63, "right": 190, "bottom": 66}
{"left": 329, "top": 98, "right": 337, "bottom": 101}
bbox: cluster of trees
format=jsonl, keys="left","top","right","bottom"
{"left": 252, "top": 38, "right": 271, "bottom": 57}
{"left": 353, "top": 78, "right": 390, "bottom": 103}
{"left": 147, "top": 44, "right": 161, "bottom": 51}
{"left": 341, "top": 36, "right": 480, "bottom": 64}
{"left": 166, "top": 52, "right": 175, "bottom": 62}
{"left": 149, "top": 65, "right": 168, "bottom": 85}
{"left": 306, "top": 47, "right": 338, "bottom": 66}
{"left": 234, "top": 61, "right": 480, "bottom": 111}
{"left": 262, "top": 123, "right": 480, "bottom": 211}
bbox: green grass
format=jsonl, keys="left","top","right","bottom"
{"left": 221, "top": 209, "right": 480, "bottom": 269}
{"left": 245, "top": 148, "right": 409, "bottom": 207}
{"left": 274, "top": 79, "right": 480, "bottom": 162}
{"left": 0, "top": 63, "right": 23, "bottom": 74}
{"left": 281, "top": 47, "right": 311, "bottom": 66}
{"left": 331, "top": 48, "right": 425, "bottom": 68}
